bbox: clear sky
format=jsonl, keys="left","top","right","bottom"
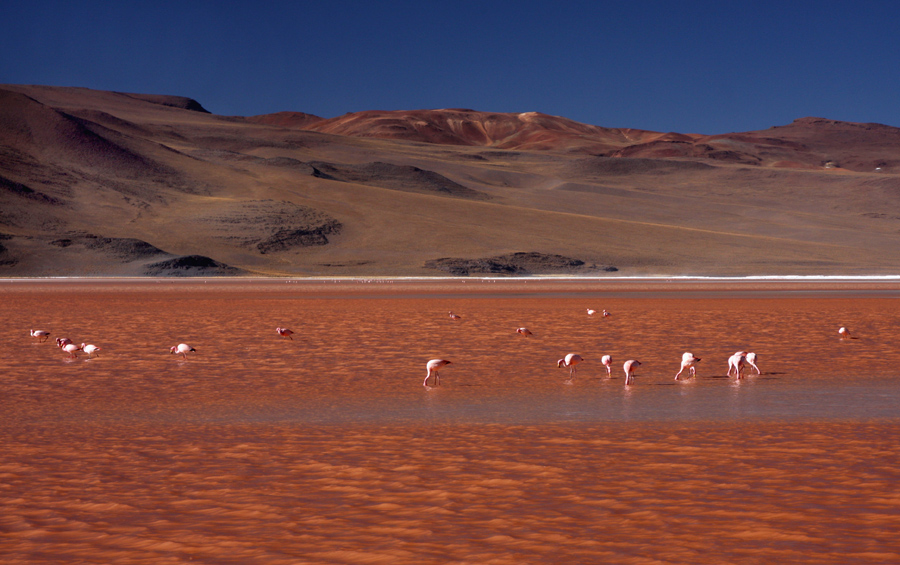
{"left": 2, "top": 0, "right": 898, "bottom": 134}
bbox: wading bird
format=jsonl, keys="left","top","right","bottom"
{"left": 586, "top": 309, "right": 596, "bottom": 316}
{"left": 170, "top": 343, "right": 196, "bottom": 360}
{"left": 675, "top": 352, "right": 701, "bottom": 380}
{"left": 449, "top": 311, "right": 461, "bottom": 320}
{"left": 516, "top": 327, "right": 533, "bottom": 337}
{"left": 624, "top": 360, "right": 642, "bottom": 385}
{"left": 56, "top": 337, "right": 72, "bottom": 348}
{"left": 838, "top": 327, "right": 852, "bottom": 339}
{"left": 557, "top": 353, "right": 584, "bottom": 380}
{"left": 276, "top": 327, "right": 294, "bottom": 340}
{"left": 745, "top": 352, "right": 760, "bottom": 374}
{"left": 424, "top": 359, "right": 452, "bottom": 387}
{"left": 728, "top": 352, "right": 746, "bottom": 379}
{"left": 602, "top": 310, "right": 611, "bottom": 317}
{"left": 601, "top": 355, "right": 613, "bottom": 377}
{"left": 61, "top": 343, "right": 81, "bottom": 358}
{"left": 81, "top": 344, "right": 100, "bottom": 358}
{"left": 30, "top": 329, "right": 50, "bottom": 343}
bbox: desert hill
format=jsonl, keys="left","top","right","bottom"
{"left": 2, "top": 84, "right": 900, "bottom": 276}
{"left": 285, "top": 108, "right": 899, "bottom": 172}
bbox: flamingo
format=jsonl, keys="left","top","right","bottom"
{"left": 602, "top": 310, "right": 611, "bottom": 317}
{"left": 601, "top": 354, "right": 612, "bottom": 377}
{"left": 746, "top": 352, "right": 760, "bottom": 374}
{"left": 586, "top": 309, "right": 596, "bottom": 316}
{"left": 81, "top": 344, "right": 100, "bottom": 358}
{"left": 424, "top": 359, "right": 452, "bottom": 387}
{"left": 449, "top": 311, "right": 461, "bottom": 320}
{"left": 61, "top": 343, "right": 81, "bottom": 358}
{"left": 728, "top": 352, "right": 746, "bottom": 379}
{"left": 516, "top": 327, "right": 533, "bottom": 337}
{"left": 30, "top": 330, "right": 50, "bottom": 343}
{"left": 624, "top": 359, "right": 641, "bottom": 385}
{"left": 276, "top": 327, "right": 294, "bottom": 340}
{"left": 557, "top": 353, "right": 584, "bottom": 380}
{"left": 170, "top": 343, "right": 196, "bottom": 360}
{"left": 675, "top": 352, "right": 701, "bottom": 380}
{"left": 838, "top": 327, "right": 852, "bottom": 339}
{"left": 56, "top": 337, "right": 72, "bottom": 348}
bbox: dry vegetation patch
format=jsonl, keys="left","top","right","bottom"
{"left": 198, "top": 200, "right": 342, "bottom": 254}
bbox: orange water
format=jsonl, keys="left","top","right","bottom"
{"left": 2, "top": 280, "right": 899, "bottom": 563}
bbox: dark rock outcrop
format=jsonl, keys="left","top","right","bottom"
{"left": 144, "top": 255, "right": 245, "bottom": 276}
{"left": 425, "top": 252, "right": 617, "bottom": 276}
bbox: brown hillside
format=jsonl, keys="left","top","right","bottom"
{"left": 2, "top": 84, "right": 900, "bottom": 277}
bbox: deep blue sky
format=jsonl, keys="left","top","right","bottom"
{"left": 2, "top": 0, "right": 898, "bottom": 133}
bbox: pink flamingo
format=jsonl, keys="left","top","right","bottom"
{"left": 624, "top": 359, "right": 641, "bottom": 385}
{"left": 30, "top": 329, "right": 50, "bottom": 343}
{"left": 586, "top": 309, "right": 596, "bottom": 316}
{"left": 602, "top": 310, "right": 611, "bottom": 317}
{"left": 746, "top": 352, "right": 760, "bottom": 374}
{"left": 838, "top": 327, "right": 852, "bottom": 339}
{"left": 424, "top": 359, "right": 452, "bottom": 387}
{"left": 558, "top": 353, "right": 584, "bottom": 380}
{"left": 601, "top": 354, "right": 612, "bottom": 377}
{"left": 516, "top": 327, "right": 533, "bottom": 337}
{"left": 675, "top": 352, "right": 701, "bottom": 380}
{"left": 81, "top": 344, "right": 101, "bottom": 358}
{"left": 449, "top": 311, "right": 461, "bottom": 320}
{"left": 170, "top": 343, "right": 196, "bottom": 360}
{"left": 61, "top": 343, "right": 81, "bottom": 358}
{"left": 728, "top": 351, "right": 746, "bottom": 379}
{"left": 276, "top": 327, "right": 294, "bottom": 340}
{"left": 56, "top": 337, "right": 72, "bottom": 348}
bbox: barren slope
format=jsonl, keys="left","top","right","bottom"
{"left": 2, "top": 84, "right": 899, "bottom": 276}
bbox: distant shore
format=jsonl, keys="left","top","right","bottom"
{"left": 3, "top": 276, "right": 900, "bottom": 296}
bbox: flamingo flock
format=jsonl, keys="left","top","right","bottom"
{"left": 29, "top": 323, "right": 303, "bottom": 364}
{"left": 31, "top": 314, "right": 860, "bottom": 391}
{"left": 28, "top": 329, "right": 103, "bottom": 359}
{"left": 420, "top": 306, "right": 786, "bottom": 389}
{"left": 30, "top": 327, "right": 190, "bottom": 362}
{"left": 423, "top": 308, "right": 857, "bottom": 388}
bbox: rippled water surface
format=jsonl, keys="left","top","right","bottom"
{"left": 2, "top": 279, "right": 899, "bottom": 563}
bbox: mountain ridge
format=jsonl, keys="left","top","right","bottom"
{"left": 2, "top": 84, "right": 899, "bottom": 277}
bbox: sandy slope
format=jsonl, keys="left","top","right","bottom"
{"left": 2, "top": 84, "right": 899, "bottom": 276}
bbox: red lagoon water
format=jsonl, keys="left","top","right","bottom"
{"left": 2, "top": 280, "right": 899, "bottom": 563}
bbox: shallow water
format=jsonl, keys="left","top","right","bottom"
{"left": 2, "top": 280, "right": 899, "bottom": 563}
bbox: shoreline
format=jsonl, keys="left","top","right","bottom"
{"left": 3, "top": 275, "right": 900, "bottom": 295}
